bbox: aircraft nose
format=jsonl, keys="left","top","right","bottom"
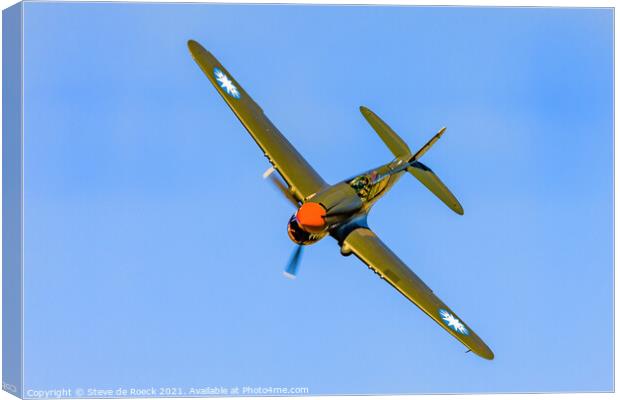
{"left": 296, "top": 202, "right": 327, "bottom": 233}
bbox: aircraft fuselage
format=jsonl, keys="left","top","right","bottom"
{"left": 287, "top": 158, "right": 409, "bottom": 245}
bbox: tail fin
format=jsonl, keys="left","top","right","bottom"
{"left": 359, "top": 106, "right": 463, "bottom": 215}
{"left": 409, "top": 127, "right": 446, "bottom": 162}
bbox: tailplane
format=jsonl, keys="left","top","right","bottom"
{"left": 407, "top": 161, "right": 464, "bottom": 215}
{"left": 360, "top": 106, "right": 464, "bottom": 215}
{"left": 360, "top": 106, "right": 411, "bottom": 159}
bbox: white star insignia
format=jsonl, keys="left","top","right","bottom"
{"left": 214, "top": 68, "right": 240, "bottom": 99}
{"left": 439, "top": 309, "right": 469, "bottom": 335}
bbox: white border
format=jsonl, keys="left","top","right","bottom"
{"left": 0, "top": 2, "right": 615, "bottom": 400}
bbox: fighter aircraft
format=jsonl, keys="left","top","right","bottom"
{"left": 187, "top": 39, "right": 494, "bottom": 360}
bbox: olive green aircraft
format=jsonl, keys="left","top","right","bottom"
{"left": 187, "top": 39, "right": 494, "bottom": 360}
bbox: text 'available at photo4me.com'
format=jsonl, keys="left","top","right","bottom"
{"left": 22, "top": 386, "right": 311, "bottom": 398}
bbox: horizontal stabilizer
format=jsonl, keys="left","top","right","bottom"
{"left": 360, "top": 106, "right": 411, "bottom": 159}
{"left": 407, "top": 161, "right": 464, "bottom": 215}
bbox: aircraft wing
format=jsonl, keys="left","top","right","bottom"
{"left": 342, "top": 228, "right": 494, "bottom": 360}
{"left": 188, "top": 40, "right": 327, "bottom": 201}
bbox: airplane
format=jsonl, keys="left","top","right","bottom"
{"left": 187, "top": 39, "right": 494, "bottom": 360}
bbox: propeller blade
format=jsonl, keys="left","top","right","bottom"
{"left": 263, "top": 167, "right": 299, "bottom": 207}
{"left": 283, "top": 245, "right": 304, "bottom": 279}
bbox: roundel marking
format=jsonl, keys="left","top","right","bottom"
{"left": 213, "top": 67, "right": 240, "bottom": 99}
{"left": 438, "top": 308, "right": 470, "bottom": 335}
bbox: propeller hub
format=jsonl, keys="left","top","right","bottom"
{"left": 296, "top": 202, "right": 327, "bottom": 233}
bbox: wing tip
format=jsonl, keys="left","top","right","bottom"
{"left": 478, "top": 348, "right": 495, "bottom": 360}
{"left": 187, "top": 39, "right": 207, "bottom": 57}
{"left": 359, "top": 105, "right": 376, "bottom": 118}
{"left": 470, "top": 342, "right": 494, "bottom": 360}
{"left": 187, "top": 38, "right": 198, "bottom": 49}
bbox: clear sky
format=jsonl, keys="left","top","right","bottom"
{"left": 22, "top": 3, "right": 612, "bottom": 395}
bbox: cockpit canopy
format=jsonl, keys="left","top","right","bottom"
{"left": 349, "top": 175, "right": 371, "bottom": 198}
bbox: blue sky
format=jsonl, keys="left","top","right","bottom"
{"left": 22, "top": 3, "right": 612, "bottom": 395}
